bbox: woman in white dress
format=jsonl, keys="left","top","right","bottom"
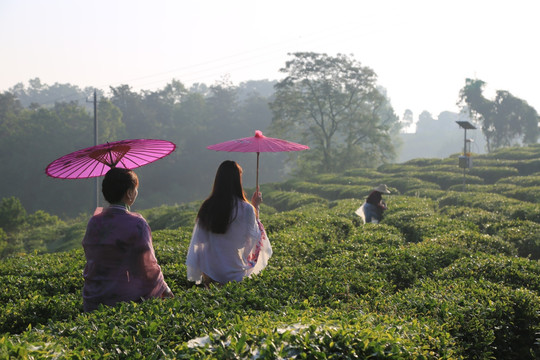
{"left": 186, "top": 160, "right": 272, "bottom": 285}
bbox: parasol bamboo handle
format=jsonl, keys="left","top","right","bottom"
{"left": 256, "top": 152, "right": 260, "bottom": 191}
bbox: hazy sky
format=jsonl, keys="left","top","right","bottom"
{"left": 1, "top": 0, "right": 539, "bottom": 121}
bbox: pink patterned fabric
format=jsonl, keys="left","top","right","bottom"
{"left": 82, "top": 205, "right": 169, "bottom": 311}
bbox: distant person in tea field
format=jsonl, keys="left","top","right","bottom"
{"left": 186, "top": 160, "right": 272, "bottom": 286}
{"left": 82, "top": 168, "right": 173, "bottom": 312}
{"left": 355, "top": 184, "right": 390, "bottom": 224}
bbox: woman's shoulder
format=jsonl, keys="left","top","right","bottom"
{"left": 129, "top": 211, "right": 147, "bottom": 223}
{"left": 237, "top": 199, "right": 255, "bottom": 211}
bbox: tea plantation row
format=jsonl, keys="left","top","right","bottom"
{"left": 1, "top": 145, "right": 540, "bottom": 359}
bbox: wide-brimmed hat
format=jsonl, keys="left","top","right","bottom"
{"left": 373, "top": 184, "right": 390, "bottom": 194}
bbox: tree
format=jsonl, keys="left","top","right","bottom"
{"left": 9, "top": 78, "right": 98, "bottom": 108}
{"left": 0, "top": 197, "right": 26, "bottom": 232}
{"left": 270, "top": 52, "right": 399, "bottom": 173}
{"left": 458, "top": 78, "right": 540, "bottom": 152}
{"left": 402, "top": 109, "right": 414, "bottom": 132}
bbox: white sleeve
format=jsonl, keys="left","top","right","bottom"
{"left": 186, "top": 222, "right": 205, "bottom": 284}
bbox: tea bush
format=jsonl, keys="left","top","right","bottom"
{"left": 262, "top": 190, "right": 327, "bottom": 212}
{"left": 408, "top": 170, "right": 484, "bottom": 189}
{"left": 403, "top": 188, "right": 448, "bottom": 200}
{"left": 467, "top": 166, "right": 520, "bottom": 183}
{"left": 446, "top": 183, "right": 517, "bottom": 195}
{"left": 377, "top": 175, "right": 440, "bottom": 194}
{"left": 378, "top": 278, "right": 540, "bottom": 360}
{"left": 308, "top": 173, "right": 372, "bottom": 186}
{"left": 484, "top": 219, "right": 540, "bottom": 259}
{"left": 479, "top": 144, "right": 540, "bottom": 160}
{"left": 439, "top": 206, "right": 500, "bottom": 231}
{"left": 438, "top": 192, "right": 527, "bottom": 217}
{"left": 433, "top": 253, "right": 540, "bottom": 293}
{"left": 143, "top": 205, "right": 198, "bottom": 230}
{"left": 511, "top": 158, "right": 540, "bottom": 175}
{"left": 3, "top": 144, "right": 540, "bottom": 359}
{"left": 497, "top": 175, "right": 540, "bottom": 187}
{"left": 343, "top": 168, "right": 384, "bottom": 178}
{"left": 500, "top": 185, "right": 540, "bottom": 203}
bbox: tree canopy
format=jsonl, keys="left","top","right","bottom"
{"left": 458, "top": 78, "right": 540, "bottom": 152}
{"left": 1, "top": 78, "right": 281, "bottom": 217}
{"left": 269, "top": 52, "right": 400, "bottom": 174}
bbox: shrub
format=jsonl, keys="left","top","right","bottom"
{"left": 175, "top": 311, "right": 461, "bottom": 359}
{"left": 342, "top": 168, "right": 384, "bottom": 178}
{"left": 379, "top": 278, "right": 540, "bottom": 360}
{"left": 262, "top": 190, "right": 327, "bottom": 212}
{"left": 384, "top": 212, "right": 475, "bottom": 243}
{"left": 467, "top": 166, "right": 520, "bottom": 184}
{"left": 500, "top": 186, "right": 540, "bottom": 204}
{"left": 439, "top": 206, "right": 500, "bottom": 231}
{"left": 0, "top": 293, "right": 82, "bottom": 334}
{"left": 426, "top": 229, "right": 517, "bottom": 257}
{"left": 434, "top": 253, "right": 540, "bottom": 293}
{"left": 309, "top": 173, "right": 372, "bottom": 186}
{"left": 403, "top": 188, "right": 448, "bottom": 200}
{"left": 497, "top": 175, "right": 540, "bottom": 187}
{"left": 446, "top": 183, "right": 517, "bottom": 194}
{"left": 438, "top": 192, "right": 522, "bottom": 214}
{"left": 512, "top": 158, "right": 540, "bottom": 175}
{"left": 379, "top": 175, "right": 440, "bottom": 194}
{"left": 485, "top": 220, "right": 540, "bottom": 259}
{"left": 141, "top": 203, "right": 201, "bottom": 230}
{"left": 351, "top": 223, "right": 405, "bottom": 247}
{"left": 407, "top": 170, "right": 484, "bottom": 189}
{"left": 481, "top": 144, "right": 540, "bottom": 160}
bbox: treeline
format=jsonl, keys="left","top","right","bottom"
{"left": 1, "top": 78, "right": 285, "bottom": 217}
{"left": 1, "top": 53, "right": 405, "bottom": 218}
{"left": 3, "top": 54, "right": 539, "bottom": 222}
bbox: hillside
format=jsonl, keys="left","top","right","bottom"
{"left": 1, "top": 145, "right": 540, "bottom": 359}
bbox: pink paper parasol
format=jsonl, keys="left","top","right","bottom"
{"left": 46, "top": 139, "right": 176, "bottom": 179}
{"left": 207, "top": 130, "right": 309, "bottom": 188}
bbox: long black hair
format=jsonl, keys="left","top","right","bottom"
{"left": 197, "top": 160, "right": 249, "bottom": 234}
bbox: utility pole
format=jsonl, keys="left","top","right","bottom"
{"left": 87, "top": 90, "right": 98, "bottom": 209}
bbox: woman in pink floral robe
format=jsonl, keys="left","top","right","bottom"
{"left": 82, "top": 168, "right": 172, "bottom": 312}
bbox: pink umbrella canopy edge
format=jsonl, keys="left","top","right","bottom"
{"left": 45, "top": 138, "right": 176, "bottom": 179}
{"left": 207, "top": 130, "right": 309, "bottom": 153}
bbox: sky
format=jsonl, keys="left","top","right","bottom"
{"left": 1, "top": 0, "right": 539, "bottom": 123}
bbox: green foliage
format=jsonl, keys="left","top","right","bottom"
{"left": 0, "top": 196, "right": 27, "bottom": 232}
{"left": 379, "top": 278, "right": 540, "bottom": 359}
{"left": 480, "top": 143, "right": 540, "bottom": 160}
{"left": 459, "top": 78, "right": 540, "bottom": 151}
{"left": 407, "top": 170, "right": 484, "bottom": 189}
{"left": 270, "top": 52, "right": 399, "bottom": 173}
{"left": 262, "top": 190, "right": 327, "bottom": 212}
{"left": 485, "top": 220, "right": 540, "bottom": 259}
{"left": 434, "top": 253, "right": 540, "bottom": 292}
{"left": 497, "top": 174, "right": 540, "bottom": 187}
{"left": 380, "top": 175, "right": 440, "bottom": 194}
{"left": 499, "top": 186, "right": 540, "bottom": 203}
{"left": 439, "top": 206, "right": 500, "bottom": 231}
{"left": 141, "top": 203, "right": 200, "bottom": 231}
{"left": 446, "top": 183, "right": 517, "bottom": 194}
{"left": 3, "top": 144, "right": 540, "bottom": 358}
{"left": 439, "top": 191, "right": 540, "bottom": 223}
{"left": 467, "top": 165, "right": 520, "bottom": 184}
